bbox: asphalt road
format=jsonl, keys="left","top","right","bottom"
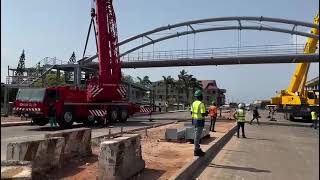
{"left": 1, "top": 111, "right": 191, "bottom": 160}
{"left": 197, "top": 114, "right": 319, "bottom": 180}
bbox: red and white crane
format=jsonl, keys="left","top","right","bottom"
{"left": 13, "top": 0, "right": 147, "bottom": 128}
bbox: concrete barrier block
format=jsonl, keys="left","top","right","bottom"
{"left": 6, "top": 137, "right": 65, "bottom": 174}
{"left": 185, "top": 125, "right": 210, "bottom": 140}
{"left": 45, "top": 128, "right": 92, "bottom": 159}
{"left": 98, "top": 134, "right": 145, "bottom": 180}
{"left": 1, "top": 160, "right": 32, "bottom": 180}
{"left": 165, "top": 128, "right": 186, "bottom": 140}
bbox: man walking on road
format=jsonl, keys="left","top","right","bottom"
{"left": 191, "top": 90, "right": 208, "bottom": 156}
{"left": 48, "top": 103, "right": 58, "bottom": 130}
{"left": 233, "top": 103, "right": 247, "bottom": 138}
{"left": 249, "top": 106, "right": 260, "bottom": 125}
{"left": 311, "top": 110, "right": 318, "bottom": 129}
{"left": 208, "top": 101, "right": 218, "bottom": 132}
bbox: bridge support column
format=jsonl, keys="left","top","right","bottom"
{"left": 73, "top": 66, "right": 81, "bottom": 87}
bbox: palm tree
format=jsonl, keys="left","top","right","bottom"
{"left": 162, "top": 76, "right": 175, "bottom": 111}
{"left": 122, "top": 74, "right": 134, "bottom": 83}
{"left": 190, "top": 77, "right": 203, "bottom": 95}
{"left": 178, "top": 69, "right": 193, "bottom": 105}
{"left": 137, "top": 76, "right": 152, "bottom": 87}
{"left": 175, "top": 80, "right": 185, "bottom": 110}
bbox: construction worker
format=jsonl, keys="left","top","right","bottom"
{"left": 208, "top": 101, "right": 218, "bottom": 132}
{"left": 233, "top": 103, "right": 247, "bottom": 138}
{"left": 48, "top": 103, "right": 58, "bottom": 130}
{"left": 191, "top": 90, "right": 208, "bottom": 156}
{"left": 249, "top": 106, "right": 260, "bottom": 125}
{"left": 311, "top": 110, "right": 318, "bottom": 129}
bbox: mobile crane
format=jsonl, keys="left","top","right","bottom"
{"left": 13, "top": 0, "right": 145, "bottom": 128}
{"left": 271, "top": 13, "right": 319, "bottom": 121}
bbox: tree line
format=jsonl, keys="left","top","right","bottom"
{"left": 129, "top": 69, "right": 202, "bottom": 106}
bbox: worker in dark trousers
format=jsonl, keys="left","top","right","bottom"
{"left": 249, "top": 106, "right": 260, "bottom": 125}
{"left": 191, "top": 90, "right": 208, "bottom": 156}
{"left": 311, "top": 110, "right": 318, "bottom": 129}
{"left": 208, "top": 101, "right": 218, "bottom": 132}
{"left": 233, "top": 103, "right": 247, "bottom": 138}
{"left": 48, "top": 103, "right": 58, "bottom": 130}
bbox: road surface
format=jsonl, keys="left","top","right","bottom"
{"left": 1, "top": 112, "right": 191, "bottom": 160}
{"left": 196, "top": 118, "right": 319, "bottom": 180}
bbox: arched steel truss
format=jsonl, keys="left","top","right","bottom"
{"left": 81, "top": 16, "right": 319, "bottom": 64}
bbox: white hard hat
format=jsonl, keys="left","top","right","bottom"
{"left": 238, "top": 103, "right": 244, "bottom": 109}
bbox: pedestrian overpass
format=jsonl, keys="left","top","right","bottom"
{"left": 5, "top": 15, "right": 319, "bottom": 87}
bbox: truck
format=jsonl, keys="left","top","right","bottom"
{"left": 271, "top": 13, "right": 319, "bottom": 121}
{"left": 12, "top": 0, "right": 147, "bottom": 128}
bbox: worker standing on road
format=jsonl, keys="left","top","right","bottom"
{"left": 311, "top": 110, "right": 318, "bottom": 129}
{"left": 48, "top": 103, "right": 58, "bottom": 130}
{"left": 249, "top": 106, "right": 260, "bottom": 125}
{"left": 233, "top": 103, "right": 247, "bottom": 138}
{"left": 208, "top": 101, "right": 218, "bottom": 132}
{"left": 191, "top": 90, "right": 208, "bottom": 156}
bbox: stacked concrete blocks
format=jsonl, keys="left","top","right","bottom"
{"left": 6, "top": 137, "right": 64, "bottom": 174}
{"left": 44, "top": 127, "right": 92, "bottom": 160}
{"left": 165, "top": 123, "right": 210, "bottom": 141}
{"left": 98, "top": 134, "right": 145, "bottom": 180}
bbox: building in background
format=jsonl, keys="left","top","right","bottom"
{"left": 152, "top": 80, "right": 226, "bottom": 107}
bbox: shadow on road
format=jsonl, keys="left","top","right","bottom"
{"left": 133, "top": 168, "right": 166, "bottom": 180}
{"left": 209, "top": 163, "right": 271, "bottom": 173}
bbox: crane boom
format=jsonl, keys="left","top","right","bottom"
{"left": 271, "top": 13, "right": 319, "bottom": 121}
{"left": 86, "top": 0, "right": 124, "bottom": 102}
{"left": 286, "top": 13, "right": 319, "bottom": 95}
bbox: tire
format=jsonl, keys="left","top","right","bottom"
{"left": 108, "top": 107, "right": 119, "bottom": 123}
{"left": 83, "top": 114, "right": 96, "bottom": 126}
{"left": 32, "top": 118, "right": 49, "bottom": 126}
{"left": 119, "top": 108, "right": 129, "bottom": 123}
{"left": 58, "top": 108, "right": 74, "bottom": 129}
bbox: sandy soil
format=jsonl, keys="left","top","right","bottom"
{"left": 45, "top": 117, "right": 235, "bottom": 180}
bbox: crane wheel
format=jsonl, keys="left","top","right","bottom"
{"left": 119, "top": 108, "right": 128, "bottom": 123}
{"left": 84, "top": 114, "right": 96, "bottom": 126}
{"left": 109, "top": 107, "right": 119, "bottom": 123}
{"left": 58, "top": 108, "right": 74, "bottom": 129}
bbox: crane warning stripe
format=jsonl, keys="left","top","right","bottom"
{"left": 89, "top": 110, "right": 107, "bottom": 117}
{"left": 92, "top": 88, "right": 103, "bottom": 97}
{"left": 140, "top": 107, "right": 152, "bottom": 112}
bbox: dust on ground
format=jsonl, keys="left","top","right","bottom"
{"left": 46, "top": 117, "right": 235, "bottom": 180}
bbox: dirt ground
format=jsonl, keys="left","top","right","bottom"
{"left": 46, "top": 117, "right": 235, "bottom": 180}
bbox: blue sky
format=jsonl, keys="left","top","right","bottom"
{"left": 1, "top": 0, "right": 319, "bottom": 103}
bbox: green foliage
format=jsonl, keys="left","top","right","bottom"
{"left": 137, "top": 76, "right": 152, "bottom": 87}
{"left": 34, "top": 72, "right": 66, "bottom": 87}
{"left": 162, "top": 76, "right": 175, "bottom": 110}
{"left": 122, "top": 74, "right": 134, "bottom": 83}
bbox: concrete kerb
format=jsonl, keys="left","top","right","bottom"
{"left": 1, "top": 121, "right": 31, "bottom": 127}
{"left": 259, "top": 121, "right": 315, "bottom": 128}
{"left": 168, "top": 123, "right": 238, "bottom": 180}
